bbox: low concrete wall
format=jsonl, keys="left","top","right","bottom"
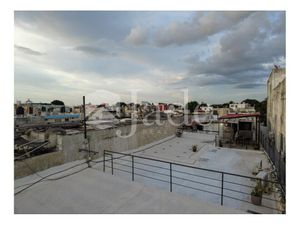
{"left": 15, "top": 119, "right": 179, "bottom": 178}
{"left": 61, "top": 120, "right": 178, "bottom": 163}
{"left": 14, "top": 151, "right": 64, "bottom": 179}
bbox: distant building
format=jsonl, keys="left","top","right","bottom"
{"left": 199, "top": 106, "right": 213, "bottom": 114}
{"left": 157, "top": 103, "right": 167, "bottom": 112}
{"left": 73, "top": 105, "right": 83, "bottom": 113}
{"left": 229, "top": 102, "right": 255, "bottom": 113}
{"left": 267, "top": 68, "right": 286, "bottom": 156}
{"left": 14, "top": 100, "right": 77, "bottom": 126}
{"left": 44, "top": 114, "right": 81, "bottom": 123}
{"left": 214, "top": 108, "right": 230, "bottom": 117}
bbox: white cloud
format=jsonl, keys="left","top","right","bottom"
{"left": 125, "top": 26, "right": 148, "bottom": 45}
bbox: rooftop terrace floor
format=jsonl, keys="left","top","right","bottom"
{"left": 103, "top": 132, "right": 282, "bottom": 214}
{"left": 14, "top": 161, "right": 243, "bottom": 214}
{"left": 15, "top": 132, "right": 283, "bottom": 214}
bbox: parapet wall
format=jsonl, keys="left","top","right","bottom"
{"left": 61, "top": 120, "right": 178, "bottom": 163}
{"left": 15, "top": 151, "right": 64, "bottom": 179}
{"left": 15, "top": 119, "right": 179, "bottom": 178}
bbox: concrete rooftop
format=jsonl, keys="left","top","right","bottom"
{"left": 14, "top": 161, "right": 243, "bottom": 214}
{"left": 15, "top": 131, "right": 281, "bottom": 214}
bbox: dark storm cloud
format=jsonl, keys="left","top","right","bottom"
{"left": 74, "top": 45, "right": 117, "bottom": 57}
{"left": 154, "top": 11, "right": 253, "bottom": 46}
{"left": 177, "top": 12, "right": 285, "bottom": 89}
{"left": 14, "top": 45, "right": 45, "bottom": 56}
{"left": 14, "top": 11, "right": 286, "bottom": 104}
{"left": 234, "top": 83, "right": 265, "bottom": 89}
{"left": 14, "top": 11, "right": 147, "bottom": 43}
{"left": 173, "top": 68, "right": 271, "bottom": 89}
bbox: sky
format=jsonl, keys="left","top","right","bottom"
{"left": 14, "top": 11, "right": 286, "bottom": 106}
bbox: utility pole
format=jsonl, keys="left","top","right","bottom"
{"left": 79, "top": 96, "right": 98, "bottom": 166}
{"left": 83, "top": 96, "right": 90, "bottom": 167}
{"left": 83, "top": 96, "right": 87, "bottom": 139}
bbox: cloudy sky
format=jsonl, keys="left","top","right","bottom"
{"left": 14, "top": 11, "right": 285, "bottom": 105}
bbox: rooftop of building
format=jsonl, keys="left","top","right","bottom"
{"left": 14, "top": 160, "right": 244, "bottom": 214}
{"left": 14, "top": 131, "right": 284, "bottom": 214}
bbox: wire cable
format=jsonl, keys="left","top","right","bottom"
{"left": 14, "top": 161, "right": 90, "bottom": 195}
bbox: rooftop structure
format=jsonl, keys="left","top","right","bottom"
{"left": 15, "top": 131, "right": 285, "bottom": 214}
{"left": 217, "top": 113, "right": 261, "bottom": 150}
{"left": 14, "top": 161, "right": 243, "bottom": 214}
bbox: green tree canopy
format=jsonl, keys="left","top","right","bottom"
{"left": 242, "top": 99, "right": 260, "bottom": 107}
{"left": 220, "top": 101, "right": 234, "bottom": 108}
{"left": 210, "top": 104, "right": 222, "bottom": 108}
{"left": 186, "top": 101, "right": 199, "bottom": 113}
{"left": 51, "top": 100, "right": 65, "bottom": 105}
{"left": 258, "top": 98, "right": 267, "bottom": 126}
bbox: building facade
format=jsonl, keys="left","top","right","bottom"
{"left": 267, "top": 68, "right": 286, "bottom": 156}
{"left": 229, "top": 102, "right": 255, "bottom": 113}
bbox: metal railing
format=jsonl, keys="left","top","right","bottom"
{"left": 103, "top": 150, "right": 285, "bottom": 213}
{"left": 260, "top": 129, "right": 286, "bottom": 193}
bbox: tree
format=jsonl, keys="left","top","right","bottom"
{"left": 222, "top": 102, "right": 229, "bottom": 108}
{"left": 16, "top": 106, "right": 24, "bottom": 115}
{"left": 242, "top": 99, "right": 260, "bottom": 108}
{"left": 210, "top": 104, "right": 222, "bottom": 108}
{"left": 51, "top": 100, "right": 64, "bottom": 105}
{"left": 186, "top": 101, "right": 199, "bottom": 113}
{"left": 259, "top": 98, "right": 267, "bottom": 126}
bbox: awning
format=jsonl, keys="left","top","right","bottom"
{"left": 218, "top": 113, "right": 260, "bottom": 120}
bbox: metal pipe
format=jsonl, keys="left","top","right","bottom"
{"left": 83, "top": 96, "right": 87, "bottom": 139}
{"left": 103, "top": 150, "right": 106, "bottom": 172}
{"left": 131, "top": 155, "right": 134, "bottom": 181}
{"left": 258, "top": 117, "right": 261, "bottom": 147}
{"left": 221, "top": 173, "right": 224, "bottom": 205}
{"left": 170, "top": 163, "right": 173, "bottom": 192}
{"left": 111, "top": 154, "right": 114, "bottom": 175}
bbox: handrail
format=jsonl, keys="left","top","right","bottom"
{"left": 103, "top": 150, "right": 285, "bottom": 213}
{"left": 104, "top": 150, "right": 282, "bottom": 185}
{"left": 259, "top": 129, "right": 286, "bottom": 197}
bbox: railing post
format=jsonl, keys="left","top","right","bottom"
{"left": 221, "top": 172, "right": 224, "bottom": 205}
{"left": 170, "top": 163, "right": 173, "bottom": 192}
{"left": 111, "top": 154, "right": 114, "bottom": 175}
{"left": 132, "top": 155, "right": 134, "bottom": 181}
{"left": 103, "top": 150, "right": 106, "bottom": 172}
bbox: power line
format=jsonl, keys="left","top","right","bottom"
{"left": 14, "top": 158, "right": 106, "bottom": 191}
{"left": 14, "top": 161, "right": 89, "bottom": 195}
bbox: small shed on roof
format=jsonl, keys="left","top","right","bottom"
{"left": 218, "top": 113, "right": 261, "bottom": 147}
